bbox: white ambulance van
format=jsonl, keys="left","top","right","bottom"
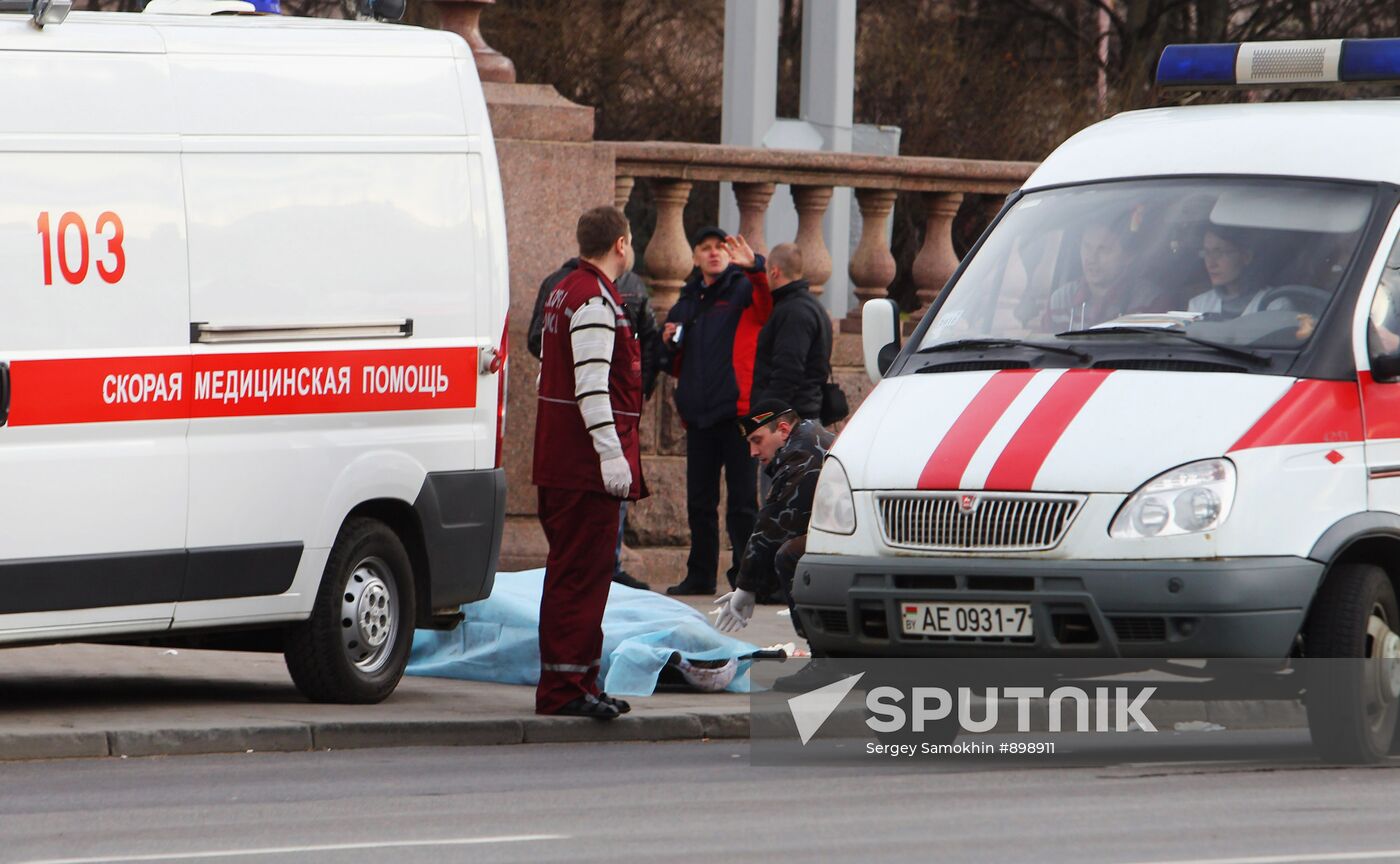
{"left": 799, "top": 38, "right": 1400, "bottom": 760}
{"left": 0, "top": 2, "right": 509, "bottom": 703}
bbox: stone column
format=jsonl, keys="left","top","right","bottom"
{"left": 614, "top": 176, "right": 635, "bottom": 213}
{"left": 841, "top": 188, "right": 899, "bottom": 333}
{"left": 792, "top": 184, "right": 834, "bottom": 295}
{"left": 644, "top": 179, "right": 694, "bottom": 319}
{"left": 433, "top": 0, "right": 517, "bottom": 84}
{"left": 732, "top": 182, "right": 775, "bottom": 255}
{"left": 467, "top": 80, "right": 613, "bottom": 572}
{"left": 912, "top": 191, "right": 964, "bottom": 319}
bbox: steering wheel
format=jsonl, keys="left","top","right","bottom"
{"left": 1255, "top": 284, "right": 1331, "bottom": 317}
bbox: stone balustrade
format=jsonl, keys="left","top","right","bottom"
{"left": 611, "top": 141, "right": 1037, "bottom": 331}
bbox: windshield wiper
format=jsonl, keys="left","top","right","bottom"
{"left": 1055, "top": 327, "right": 1269, "bottom": 365}
{"left": 917, "top": 338, "right": 1090, "bottom": 361}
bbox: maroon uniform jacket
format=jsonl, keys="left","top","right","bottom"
{"left": 532, "top": 260, "right": 648, "bottom": 500}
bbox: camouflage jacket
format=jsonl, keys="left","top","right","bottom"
{"left": 737, "top": 419, "right": 835, "bottom": 594}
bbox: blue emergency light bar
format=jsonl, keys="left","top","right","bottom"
{"left": 1157, "top": 38, "right": 1400, "bottom": 88}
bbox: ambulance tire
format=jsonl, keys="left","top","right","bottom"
{"left": 284, "top": 518, "right": 416, "bottom": 704}
{"left": 1303, "top": 562, "right": 1400, "bottom": 764}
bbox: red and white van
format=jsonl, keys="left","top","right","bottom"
{"left": 0, "top": 4, "right": 508, "bottom": 702}
{"left": 798, "top": 38, "right": 1400, "bottom": 760}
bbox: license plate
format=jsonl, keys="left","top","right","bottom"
{"left": 901, "top": 602, "right": 1033, "bottom": 637}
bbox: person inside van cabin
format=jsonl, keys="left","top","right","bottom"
{"left": 1043, "top": 218, "right": 1138, "bottom": 331}
{"left": 1187, "top": 226, "right": 1293, "bottom": 318}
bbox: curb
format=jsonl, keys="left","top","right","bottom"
{"left": 0, "top": 711, "right": 755, "bottom": 762}
{"left": 0, "top": 700, "right": 1311, "bottom": 762}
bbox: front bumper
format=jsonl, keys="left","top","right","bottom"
{"left": 792, "top": 554, "right": 1324, "bottom": 659}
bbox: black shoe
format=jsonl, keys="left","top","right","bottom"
{"left": 755, "top": 590, "right": 785, "bottom": 605}
{"left": 666, "top": 578, "right": 716, "bottom": 596}
{"left": 612, "top": 571, "right": 651, "bottom": 591}
{"left": 771, "top": 660, "right": 843, "bottom": 694}
{"left": 549, "top": 694, "right": 619, "bottom": 720}
{"left": 598, "top": 692, "right": 631, "bottom": 714}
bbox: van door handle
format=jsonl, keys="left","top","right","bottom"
{"left": 0, "top": 362, "right": 9, "bottom": 427}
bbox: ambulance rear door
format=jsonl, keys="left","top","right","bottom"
{"left": 0, "top": 27, "right": 190, "bottom": 640}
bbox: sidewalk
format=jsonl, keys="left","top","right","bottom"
{"left": 0, "top": 596, "right": 798, "bottom": 762}
{"left": 0, "top": 597, "right": 1308, "bottom": 762}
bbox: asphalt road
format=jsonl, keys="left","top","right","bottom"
{"left": 4, "top": 734, "right": 1400, "bottom": 864}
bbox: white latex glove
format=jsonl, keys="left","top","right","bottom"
{"left": 600, "top": 454, "right": 632, "bottom": 498}
{"left": 714, "top": 589, "right": 755, "bottom": 633}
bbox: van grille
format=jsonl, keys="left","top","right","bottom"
{"left": 876, "top": 492, "right": 1084, "bottom": 552}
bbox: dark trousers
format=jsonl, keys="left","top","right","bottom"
{"left": 537, "top": 486, "right": 621, "bottom": 714}
{"left": 775, "top": 534, "right": 807, "bottom": 640}
{"left": 685, "top": 423, "right": 758, "bottom": 589}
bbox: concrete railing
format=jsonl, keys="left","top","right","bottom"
{"left": 611, "top": 141, "right": 1038, "bottom": 331}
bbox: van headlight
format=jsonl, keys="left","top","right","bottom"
{"left": 811, "top": 458, "right": 856, "bottom": 535}
{"left": 1109, "top": 459, "right": 1236, "bottom": 539}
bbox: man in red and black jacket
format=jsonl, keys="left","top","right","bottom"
{"left": 661, "top": 227, "right": 771, "bottom": 596}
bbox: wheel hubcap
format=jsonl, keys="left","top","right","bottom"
{"left": 1363, "top": 605, "right": 1400, "bottom": 725}
{"left": 340, "top": 556, "right": 398, "bottom": 674}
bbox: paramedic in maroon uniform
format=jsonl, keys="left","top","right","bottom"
{"left": 532, "top": 206, "right": 647, "bottom": 719}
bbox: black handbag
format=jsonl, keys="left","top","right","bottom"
{"left": 819, "top": 375, "right": 848, "bottom": 426}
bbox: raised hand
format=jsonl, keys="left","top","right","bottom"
{"left": 725, "top": 234, "right": 756, "bottom": 269}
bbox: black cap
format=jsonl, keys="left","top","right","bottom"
{"left": 691, "top": 225, "right": 728, "bottom": 248}
{"left": 738, "top": 399, "right": 796, "bottom": 437}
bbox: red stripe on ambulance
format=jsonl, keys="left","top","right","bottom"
{"left": 1230, "top": 379, "right": 1363, "bottom": 450}
{"left": 7, "top": 347, "right": 477, "bottom": 427}
{"left": 983, "top": 369, "right": 1112, "bottom": 491}
{"left": 917, "top": 370, "right": 1038, "bottom": 490}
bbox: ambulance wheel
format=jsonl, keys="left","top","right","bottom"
{"left": 285, "top": 518, "right": 416, "bottom": 704}
{"left": 1303, "top": 563, "right": 1400, "bottom": 764}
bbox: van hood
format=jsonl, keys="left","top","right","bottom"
{"left": 835, "top": 369, "right": 1356, "bottom": 494}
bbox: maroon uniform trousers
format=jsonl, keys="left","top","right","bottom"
{"left": 535, "top": 486, "right": 621, "bottom": 713}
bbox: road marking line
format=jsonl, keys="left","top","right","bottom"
{"left": 18, "top": 834, "right": 568, "bottom": 864}
{"left": 1123, "top": 850, "right": 1400, "bottom": 864}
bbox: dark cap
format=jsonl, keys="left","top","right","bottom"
{"left": 738, "top": 399, "right": 797, "bottom": 437}
{"left": 691, "top": 225, "right": 728, "bottom": 248}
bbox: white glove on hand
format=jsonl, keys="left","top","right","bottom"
{"left": 600, "top": 454, "right": 632, "bottom": 498}
{"left": 714, "top": 589, "right": 755, "bottom": 633}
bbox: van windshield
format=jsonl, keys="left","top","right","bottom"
{"left": 917, "top": 178, "right": 1376, "bottom": 366}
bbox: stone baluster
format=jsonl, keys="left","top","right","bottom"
{"left": 791, "top": 185, "right": 834, "bottom": 295}
{"left": 433, "top": 0, "right": 517, "bottom": 84}
{"left": 614, "top": 176, "right": 635, "bottom": 213}
{"left": 912, "top": 192, "right": 965, "bottom": 319}
{"left": 643, "top": 180, "right": 694, "bottom": 319}
{"left": 842, "top": 188, "right": 899, "bottom": 333}
{"left": 732, "top": 182, "right": 776, "bottom": 256}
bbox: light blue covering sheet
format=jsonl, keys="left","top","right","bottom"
{"left": 407, "top": 569, "right": 758, "bottom": 696}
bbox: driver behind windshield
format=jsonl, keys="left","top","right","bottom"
{"left": 1188, "top": 226, "right": 1293, "bottom": 318}
{"left": 1044, "top": 219, "right": 1137, "bottom": 331}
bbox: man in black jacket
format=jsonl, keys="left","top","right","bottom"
{"left": 528, "top": 246, "right": 664, "bottom": 592}
{"left": 750, "top": 243, "right": 832, "bottom": 420}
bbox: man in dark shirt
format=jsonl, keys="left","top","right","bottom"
{"left": 750, "top": 244, "right": 832, "bottom": 420}
{"left": 714, "top": 399, "right": 833, "bottom": 636}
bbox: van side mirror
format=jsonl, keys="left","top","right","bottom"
{"left": 1373, "top": 353, "right": 1400, "bottom": 383}
{"left": 861, "top": 298, "right": 901, "bottom": 383}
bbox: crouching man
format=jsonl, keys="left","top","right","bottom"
{"left": 713, "top": 399, "right": 833, "bottom": 653}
